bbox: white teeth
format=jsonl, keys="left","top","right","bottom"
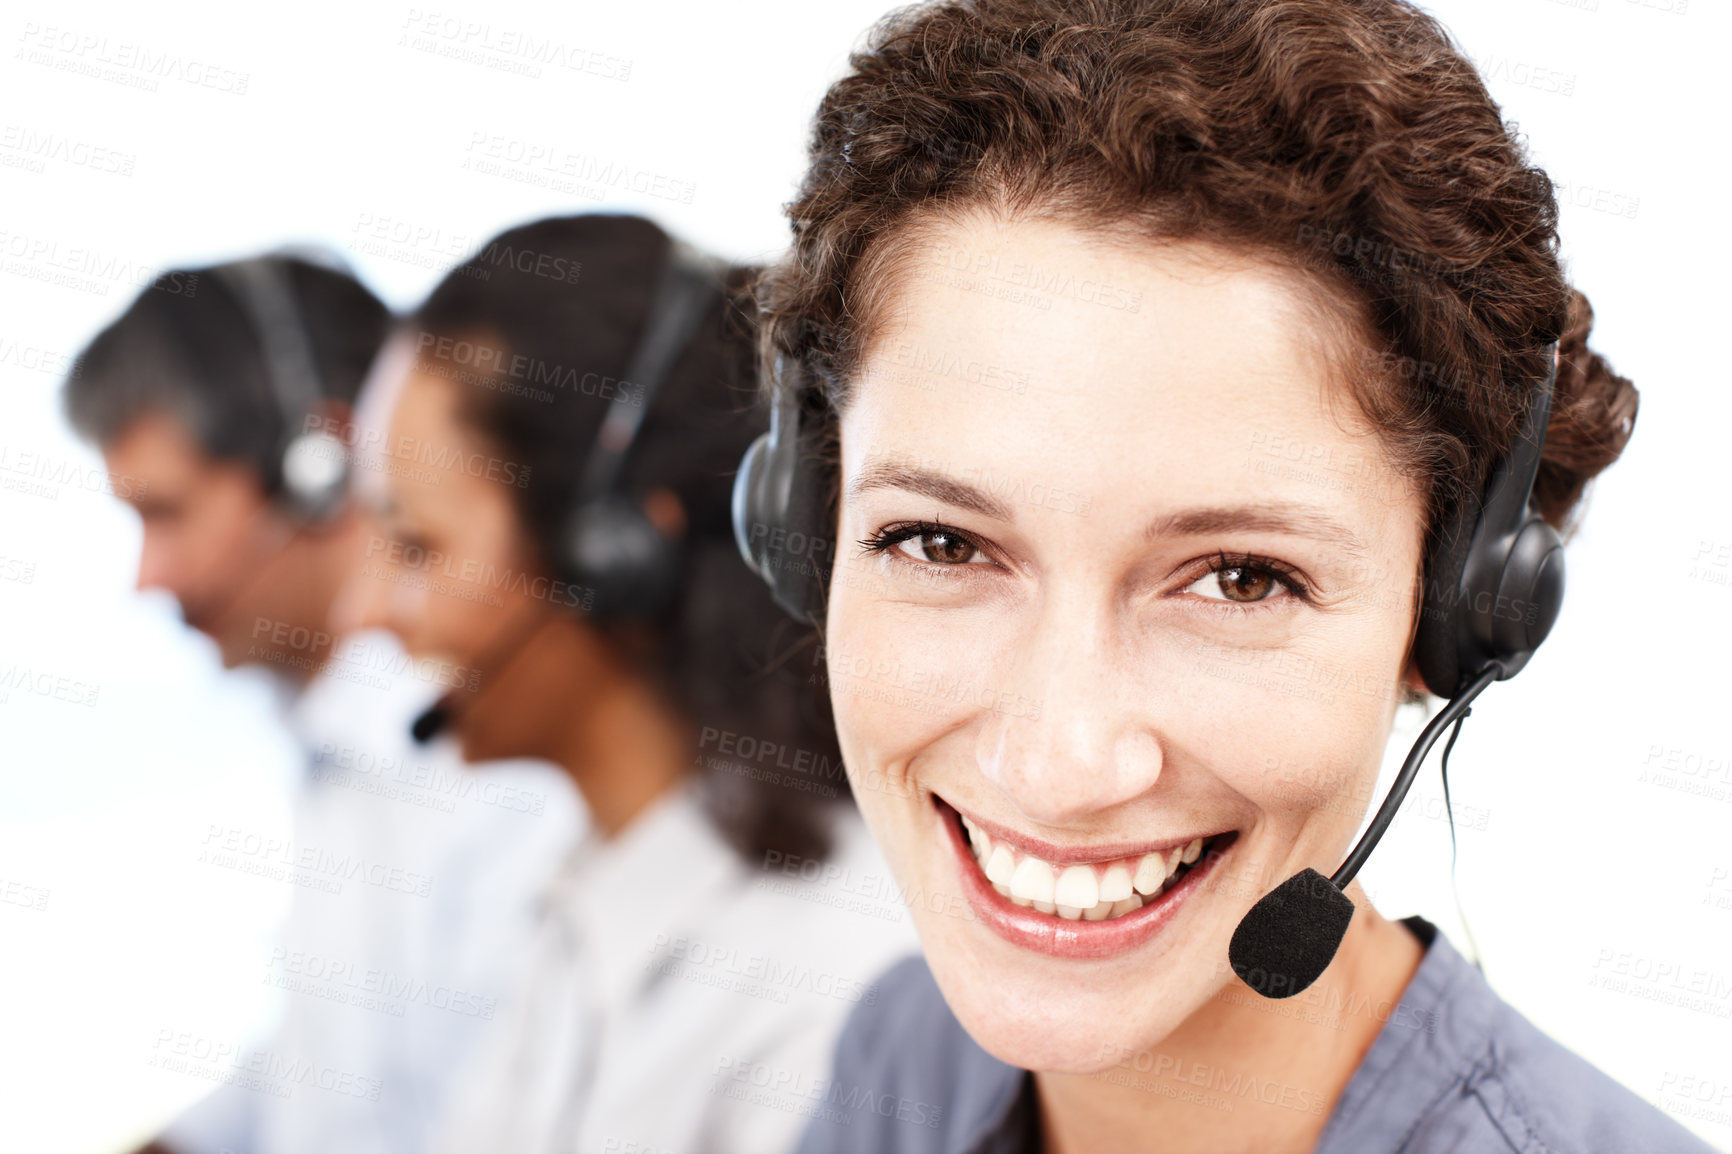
{"left": 1099, "top": 864, "right": 1133, "bottom": 903}
{"left": 1054, "top": 866, "right": 1099, "bottom": 910}
{"left": 1132, "top": 853, "right": 1165, "bottom": 896}
{"left": 961, "top": 811, "right": 1216, "bottom": 924}
{"left": 1009, "top": 857, "right": 1056, "bottom": 905}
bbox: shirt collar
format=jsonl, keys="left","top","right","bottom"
{"left": 549, "top": 779, "right": 742, "bottom": 1012}
{"left": 952, "top": 917, "right": 1482, "bottom": 1154}
{"left": 1310, "top": 918, "right": 1494, "bottom": 1151}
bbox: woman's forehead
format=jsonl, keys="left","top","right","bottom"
{"left": 376, "top": 369, "right": 494, "bottom": 523}
{"left": 845, "top": 217, "right": 1401, "bottom": 521}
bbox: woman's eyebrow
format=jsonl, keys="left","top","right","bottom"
{"left": 1145, "top": 504, "right": 1368, "bottom": 559}
{"left": 845, "top": 459, "right": 1012, "bottom": 520}
{"left": 847, "top": 462, "right": 1368, "bottom": 556}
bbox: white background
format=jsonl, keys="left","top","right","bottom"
{"left": 0, "top": 0, "right": 1727, "bottom": 1150}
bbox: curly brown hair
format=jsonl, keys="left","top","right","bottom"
{"left": 755, "top": 0, "right": 1637, "bottom": 561}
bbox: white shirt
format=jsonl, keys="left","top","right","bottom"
{"left": 433, "top": 780, "right": 919, "bottom": 1154}
{"left": 160, "top": 630, "right": 583, "bottom": 1154}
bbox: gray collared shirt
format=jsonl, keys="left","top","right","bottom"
{"left": 793, "top": 918, "right": 1719, "bottom": 1153}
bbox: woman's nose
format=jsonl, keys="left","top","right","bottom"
{"left": 972, "top": 587, "right": 1164, "bottom": 827}
{"left": 331, "top": 557, "right": 394, "bottom": 638}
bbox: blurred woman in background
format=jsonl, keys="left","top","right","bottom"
{"left": 349, "top": 213, "right": 914, "bottom": 1154}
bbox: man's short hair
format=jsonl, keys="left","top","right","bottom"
{"left": 64, "top": 255, "right": 391, "bottom": 494}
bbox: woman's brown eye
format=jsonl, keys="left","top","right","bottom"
{"left": 896, "top": 531, "right": 978, "bottom": 565}
{"left": 1183, "top": 563, "right": 1283, "bottom": 603}
{"left": 1218, "top": 566, "right": 1274, "bottom": 602}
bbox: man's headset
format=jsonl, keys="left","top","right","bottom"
{"left": 732, "top": 343, "right": 1565, "bottom": 999}
{"left": 410, "top": 242, "right": 723, "bottom": 743}
{"left": 211, "top": 257, "right": 352, "bottom": 523}
{"left": 166, "top": 256, "right": 363, "bottom": 653}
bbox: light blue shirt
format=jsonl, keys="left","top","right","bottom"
{"left": 794, "top": 917, "right": 1720, "bottom": 1153}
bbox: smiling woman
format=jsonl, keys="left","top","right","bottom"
{"left": 834, "top": 233, "right": 1424, "bottom": 971}
{"left": 728, "top": 0, "right": 1709, "bottom": 1152}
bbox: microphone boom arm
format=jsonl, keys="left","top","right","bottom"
{"left": 1227, "top": 664, "right": 1502, "bottom": 999}
{"left": 1332, "top": 665, "right": 1499, "bottom": 889}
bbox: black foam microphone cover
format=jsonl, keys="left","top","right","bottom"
{"left": 410, "top": 702, "right": 451, "bottom": 745}
{"left": 1228, "top": 868, "right": 1356, "bottom": 999}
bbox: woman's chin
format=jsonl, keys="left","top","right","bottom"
{"left": 917, "top": 924, "right": 1214, "bottom": 1074}
{"left": 935, "top": 963, "right": 1196, "bottom": 1074}
{"left": 456, "top": 723, "right": 508, "bottom": 766}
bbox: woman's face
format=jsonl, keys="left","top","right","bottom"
{"left": 350, "top": 362, "right": 551, "bottom": 758}
{"left": 826, "top": 215, "right": 1428, "bottom": 1071}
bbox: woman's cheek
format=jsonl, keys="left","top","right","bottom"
{"left": 824, "top": 583, "right": 983, "bottom": 822}
{"left": 1238, "top": 706, "right": 1396, "bottom": 880}
{"left": 380, "top": 567, "right": 434, "bottom": 650}
{"left": 827, "top": 611, "right": 937, "bottom": 795}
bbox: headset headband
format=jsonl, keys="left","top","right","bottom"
{"left": 216, "top": 259, "right": 326, "bottom": 450}
{"left": 577, "top": 242, "right": 722, "bottom": 504}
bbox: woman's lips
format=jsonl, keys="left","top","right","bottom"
{"left": 953, "top": 806, "right": 1197, "bottom": 866}
{"left": 935, "top": 796, "right": 1237, "bottom": 960}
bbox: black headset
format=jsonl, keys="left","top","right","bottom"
{"left": 732, "top": 342, "right": 1566, "bottom": 997}
{"left": 212, "top": 256, "right": 353, "bottom": 523}
{"left": 1413, "top": 349, "right": 1566, "bottom": 697}
{"left": 558, "top": 240, "right": 722, "bottom": 621}
{"left": 730, "top": 356, "right": 836, "bottom": 626}
{"left": 410, "top": 240, "right": 722, "bottom": 743}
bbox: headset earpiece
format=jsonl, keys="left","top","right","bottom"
{"left": 279, "top": 424, "right": 349, "bottom": 521}
{"left": 731, "top": 357, "right": 831, "bottom": 626}
{"left": 214, "top": 258, "right": 351, "bottom": 524}
{"left": 1415, "top": 344, "right": 1565, "bottom": 697}
{"left": 564, "top": 492, "right": 681, "bottom": 620}
{"left": 562, "top": 242, "right": 721, "bottom": 622}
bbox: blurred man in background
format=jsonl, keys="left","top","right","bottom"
{"left": 63, "top": 253, "right": 577, "bottom": 1154}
